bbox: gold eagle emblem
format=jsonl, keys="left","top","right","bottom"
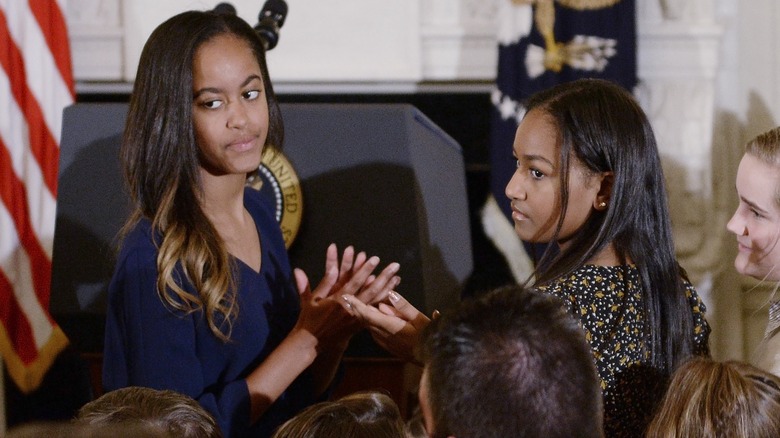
{"left": 512, "top": 0, "right": 623, "bottom": 73}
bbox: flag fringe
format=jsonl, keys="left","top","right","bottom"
{"left": 0, "top": 323, "right": 68, "bottom": 394}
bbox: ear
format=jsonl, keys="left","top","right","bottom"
{"left": 592, "top": 171, "right": 614, "bottom": 211}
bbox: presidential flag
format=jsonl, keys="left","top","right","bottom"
{"left": 482, "top": 0, "right": 637, "bottom": 281}
{"left": 0, "top": 0, "right": 73, "bottom": 394}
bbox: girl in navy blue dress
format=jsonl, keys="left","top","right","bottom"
{"left": 102, "top": 10, "right": 400, "bottom": 438}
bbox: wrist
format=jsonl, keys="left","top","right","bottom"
{"left": 285, "top": 327, "right": 319, "bottom": 363}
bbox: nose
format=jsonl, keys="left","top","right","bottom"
{"left": 726, "top": 209, "right": 747, "bottom": 236}
{"left": 227, "top": 102, "right": 248, "bottom": 129}
{"left": 505, "top": 170, "right": 526, "bottom": 202}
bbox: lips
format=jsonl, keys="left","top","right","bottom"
{"left": 510, "top": 202, "right": 529, "bottom": 222}
{"left": 227, "top": 136, "right": 257, "bottom": 152}
{"left": 736, "top": 240, "right": 751, "bottom": 253}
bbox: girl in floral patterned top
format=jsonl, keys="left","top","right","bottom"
{"left": 505, "top": 79, "right": 711, "bottom": 437}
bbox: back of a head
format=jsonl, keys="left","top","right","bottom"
{"left": 76, "top": 386, "right": 222, "bottom": 438}
{"left": 647, "top": 357, "right": 780, "bottom": 438}
{"left": 421, "top": 286, "right": 603, "bottom": 438}
{"left": 271, "top": 391, "right": 408, "bottom": 438}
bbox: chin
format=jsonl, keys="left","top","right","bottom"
{"left": 735, "top": 258, "right": 777, "bottom": 281}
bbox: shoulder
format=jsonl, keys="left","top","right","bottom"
{"left": 115, "top": 219, "right": 157, "bottom": 270}
{"left": 244, "top": 187, "right": 278, "bottom": 229}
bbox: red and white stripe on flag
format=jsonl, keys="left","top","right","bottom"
{"left": 0, "top": 0, "right": 73, "bottom": 394}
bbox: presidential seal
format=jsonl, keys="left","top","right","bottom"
{"left": 246, "top": 146, "right": 303, "bottom": 248}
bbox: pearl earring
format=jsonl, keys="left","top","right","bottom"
{"left": 598, "top": 201, "right": 607, "bottom": 208}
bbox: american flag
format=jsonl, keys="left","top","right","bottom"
{"left": 0, "top": 0, "right": 73, "bottom": 394}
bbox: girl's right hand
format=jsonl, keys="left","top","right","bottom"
{"left": 292, "top": 266, "right": 357, "bottom": 352}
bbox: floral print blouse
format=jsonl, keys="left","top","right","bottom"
{"left": 534, "top": 264, "right": 710, "bottom": 438}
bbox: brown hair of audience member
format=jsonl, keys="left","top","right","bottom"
{"left": 271, "top": 391, "right": 408, "bottom": 438}
{"left": 646, "top": 357, "right": 780, "bottom": 438}
{"left": 75, "top": 386, "right": 222, "bottom": 438}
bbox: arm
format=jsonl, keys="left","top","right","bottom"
{"left": 246, "top": 244, "right": 401, "bottom": 418}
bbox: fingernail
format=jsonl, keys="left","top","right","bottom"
{"left": 389, "top": 291, "right": 400, "bottom": 303}
{"left": 369, "top": 256, "right": 379, "bottom": 266}
{"left": 390, "top": 262, "right": 400, "bottom": 273}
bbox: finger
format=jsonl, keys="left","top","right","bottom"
{"left": 339, "top": 245, "right": 355, "bottom": 277}
{"left": 377, "top": 302, "right": 402, "bottom": 317}
{"left": 338, "top": 256, "right": 380, "bottom": 296}
{"left": 294, "top": 268, "right": 311, "bottom": 298}
{"left": 324, "top": 243, "right": 338, "bottom": 275}
{"left": 352, "top": 251, "right": 368, "bottom": 271}
{"left": 311, "top": 266, "right": 339, "bottom": 299}
{"left": 386, "top": 291, "right": 425, "bottom": 322}
{"left": 343, "top": 295, "right": 406, "bottom": 334}
{"left": 355, "top": 262, "right": 400, "bottom": 303}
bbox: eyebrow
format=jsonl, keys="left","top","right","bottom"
{"left": 193, "top": 74, "right": 263, "bottom": 99}
{"left": 522, "top": 153, "right": 555, "bottom": 168}
{"left": 741, "top": 195, "right": 769, "bottom": 214}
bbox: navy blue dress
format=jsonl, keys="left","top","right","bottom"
{"left": 103, "top": 189, "right": 314, "bottom": 438}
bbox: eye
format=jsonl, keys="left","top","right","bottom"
{"left": 201, "top": 99, "right": 223, "bottom": 109}
{"left": 243, "top": 89, "right": 261, "bottom": 100}
{"left": 529, "top": 168, "right": 545, "bottom": 180}
{"left": 750, "top": 208, "right": 765, "bottom": 219}
{"left": 515, "top": 158, "right": 521, "bottom": 169}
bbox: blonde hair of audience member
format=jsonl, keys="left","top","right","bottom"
{"left": 271, "top": 391, "right": 408, "bottom": 438}
{"left": 76, "top": 386, "right": 222, "bottom": 438}
{"left": 646, "top": 357, "right": 780, "bottom": 438}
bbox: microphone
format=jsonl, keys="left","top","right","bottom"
{"left": 254, "top": 0, "right": 288, "bottom": 51}
{"left": 212, "top": 2, "right": 237, "bottom": 16}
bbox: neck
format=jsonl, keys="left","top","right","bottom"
{"left": 586, "top": 244, "right": 629, "bottom": 266}
{"left": 557, "top": 241, "right": 627, "bottom": 266}
{"left": 199, "top": 169, "right": 247, "bottom": 223}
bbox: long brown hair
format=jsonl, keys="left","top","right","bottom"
{"left": 121, "top": 10, "right": 283, "bottom": 341}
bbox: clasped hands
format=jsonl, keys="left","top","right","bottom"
{"left": 293, "top": 243, "right": 429, "bottom": 364}
{"left": 292, "top": 243, "right": 400, "bottom": 352}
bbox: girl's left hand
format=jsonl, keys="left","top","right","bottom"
{"left": 342, "top": 291, "right": 429, "bottom": 365}
{"left": 320, "top": 243, "right": 401, "bottom": 304}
